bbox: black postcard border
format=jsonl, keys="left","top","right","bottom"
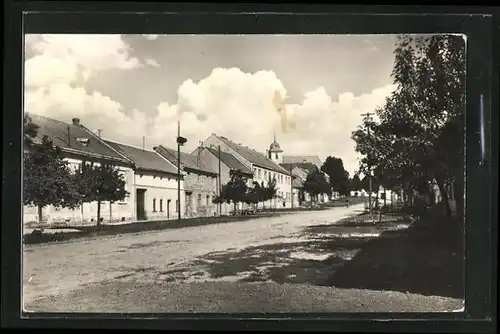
{"left": 2, "top": 2, "right": 497, "bottom": 332}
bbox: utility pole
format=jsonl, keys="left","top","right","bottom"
{"left": 176, "top": 120, "right": 187, "bottom": 221}
{"left": 361, "top": 112, "right": 374, "bottom": 216}
{"left": 218, "top": 145, "right": 222, "bottom": 215}
{"left": 290, "top": 167, "right": 294, "bottom": 209}
{"left": 142, "top": 136, "right": 145, "bottom": 151}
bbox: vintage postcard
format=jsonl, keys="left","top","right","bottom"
{"left": 22, "top": 34, "right": 465, "bottom": 313}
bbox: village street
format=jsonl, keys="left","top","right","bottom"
{"left": 23, "top": 203, "right": 463, "bottom": 313}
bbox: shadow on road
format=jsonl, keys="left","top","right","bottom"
{"left": 169, "top": 215, "right": 408, "bottom": 286}
{"left": 190, "top": 238, "right": 369, "bottom": 285}
{"left": 177, "top": 212, "right": 464, "bottom": 300}
{"left": 328, "top": 215, "right": 465, "bottom": 299}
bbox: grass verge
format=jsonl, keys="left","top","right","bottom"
{"left": 328, "top": 213, "right": 464, "bottom": 299}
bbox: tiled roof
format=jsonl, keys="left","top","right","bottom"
{"left": 280, "top": 162, "right": 318, "bottom": 174}
{"left": 104, "top": 140, "right": 178, "bottom": 175}
{"left": 154, "top": 145, "right": 218, "bottom": 175}
{"left": 282, "top": 155, "right": 323, "bottom": 168}
{"left": 26, "top": 113, "right": 130, "bottom": 164}
{"left": 204, "top": 147, "right": 253, "bottom": 175}
{"left": 216, "top": 136, "right": 289, "bottom": 174}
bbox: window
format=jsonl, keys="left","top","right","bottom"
{"left": 160, "top": 199, "right": 163, "bottom": 212}
{"left": 275, "top": 153, "right": 278, "bottom": 160}
{"left": 153, "top": 198, "right": 157, "bottom": 212}
{"left": 206, "top": 195, "right": 210, "bottom": 205}
{"left": 258, "top": 169, "right": 261, "bottom": 178}
{"left": 197, "top": 194, "right": 202, "bottom": 207}
{"left": 176, "top": 200, "right": 179, "bottom": 212}
{"left": 264, "top": 170, "right": 267, "bottom": 179}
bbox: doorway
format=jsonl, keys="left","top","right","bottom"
{"left": 136, "top": 188, "right": 147, "bottom": 220}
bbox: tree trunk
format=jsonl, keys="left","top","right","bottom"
{"left": 97, "top": 200, "right": 101, "bottom": 226}
{"left": 436, "top": 177, "right": 452, "bottom": 217}
{"left": 429, "top": 183, "right": 436, "bottom": 206}
{"left": 454, "top": 170, "right": 464, "bottom": 223}
{"left": 37, "top": 205, "right": 43, "bottom": 225}
{"left": 109, "top": 201, "right": 112, "bottom": 224}
{"left": 406, "top": 186, "right": 414, "bottom": 207}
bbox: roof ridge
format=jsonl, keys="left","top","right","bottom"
{"left": 77, "top": 125, "right": 133, "bottom": 164}
{"left": 104, "top": 138, "right": 157, "bottom": 153}
{"left": 27, "top": 113, "right": 73, "bottom": 128}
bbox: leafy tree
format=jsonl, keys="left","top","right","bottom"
{"left": 245, "top": 181, "right": 262, "bottom": 209}
{"left": 78, "top": 163, "right": 128, "bottom": 226}
{"left": 215, "top": 169, "right": 249, "bottom": 211}
{"left": 352, "top": 34, "right": 465, "bottom": 219}
{"left": 303, "top": 169, "right": 330, "bottom": 203}
{"left": 262, "top": 177, "right": 278, "bottom": 202}
{"left": 24, "top": 114, "right": 39, "bottom": 148}
{"left": 351, "top": 174, "right": 362, "bottom": 191}
{"left": 23, "top": 136, "right": 80, "bottom": 224}
{"left": 321, "top": 156, "right": 350, "bottom": 196}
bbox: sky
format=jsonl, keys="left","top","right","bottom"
{"left": 23, "top": 34, "right": 398, "bottom": 175}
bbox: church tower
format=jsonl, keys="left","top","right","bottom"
{"left": 268, "top": 132, "right": 284, "bottom": 164}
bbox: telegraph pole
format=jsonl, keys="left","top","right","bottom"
{"left": 290, "top": 167, "right": 294, "bottom": 209}
{"left": 218, "top": 145, "right": 222, "bottom": 215}
{"left": 176, "top": 121, "right": 187, "bottom": 221}
{"left": 361, "top": 112, "right": 374, "bottom": 216}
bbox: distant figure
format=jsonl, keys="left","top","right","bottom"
{"left": 345, "top": 199, "right": 350, "bottom": 207}
{"left": 282, "top": 201, "right": 286, "bottom": 208}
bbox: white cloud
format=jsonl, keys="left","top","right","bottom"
{"left": 144, "top": 58, "right": 160, "bottom": 68}
{"left": 24, "top": 34, "right": 163, "bottom": 87}
{"left": 151, "top": 67, "right": 396, "bottom": 174}
{"left": 25, "top": 34, "right": 142, "bottom": 86}
{"left": 24, "top": 34, "right": 150, "bottom": 144}
{"left": 25, "top": 84, "right": 149, "bottom": 141}
{"left": 24, "top": 35, "right": 395, "bottom": 174}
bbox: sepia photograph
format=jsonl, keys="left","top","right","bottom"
{"left": 22, "top": 33, "right": 466, "bottom": 313}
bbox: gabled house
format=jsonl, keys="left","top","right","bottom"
{"left": 154, "top": 145, "right": 218, "bottom": 218}
{"left": 280, "top": 162, "right": 331, "bottom": 203}
{"left": 193, "top": 145, "right": 254, "bottom": 215}
{"left": 282, "top": 155, "right": 323, "bottom": 169}
{"left": 286, "top": 165, "right": 312, "bottom": 205}
{"left": 200, "top": 134, "right": 293, "bottom": 209}
{"left": 23, "top": 114, "right": 134, "bottom": 227}
{"left": 104, "top": 140, "right": 183, "bottom": 221}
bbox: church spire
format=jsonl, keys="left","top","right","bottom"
{"left": 269, "top": 131, "right": 283, "bottom": 153}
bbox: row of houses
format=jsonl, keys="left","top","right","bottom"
{"left": 23, "top": 114, "right": 331, "bottom": 227}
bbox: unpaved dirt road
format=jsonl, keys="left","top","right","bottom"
{"left": 23, "top": 204, "right": 464, "bottom": 313}
{"left": 23, "top": 205, "right": 364, "bottom": 305}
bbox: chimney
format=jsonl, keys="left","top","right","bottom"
{"left": 67, "top": 125, "right": 71, "bottom": 146}
{"left": 72, "top": 118, "right": 80, "bottom": 126}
